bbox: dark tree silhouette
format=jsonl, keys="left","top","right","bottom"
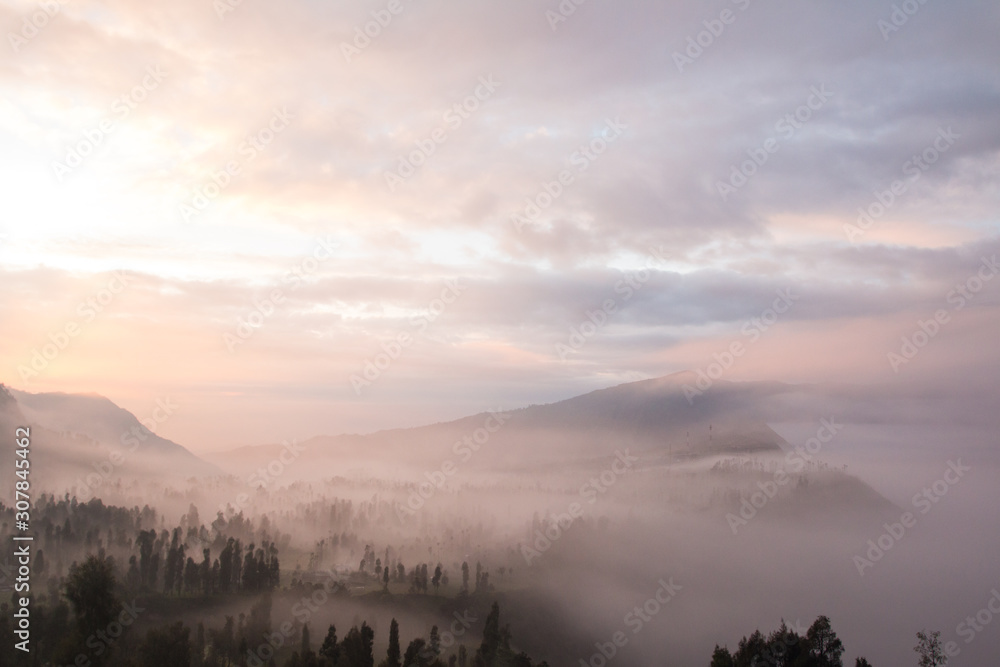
{"left": 139, "top": 621, "right": 191, "bottom": 667}
{"left": 433, "top": 564, "right": 443, "bottom": 594}
{"left": 380, "top": 618, "right": 401, "bottom": 667}
{"left": 340, "top": 622, "right": 375, "bottom": 667}
{"left": 807, "top": 616, "right": 844, "bottom": 667}
{"left": 711, "top": 645, "right": 735, "bottom": 667}
{"left": 915, "top": 630, "right": 946, "bottom": 667}
{"left": 65, "top": 554, "right": 122, "bottom": 639}
{"left": 320, "top": 624, "right": 340, "bottom": 665}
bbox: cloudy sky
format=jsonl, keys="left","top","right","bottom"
{"left": 1, "top": 0, "right": 998, "bottom": 451}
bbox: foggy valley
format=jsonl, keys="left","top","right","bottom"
{"left": 3, "top": 374, "right": 998, "bottom": 666}
{"left": 2, "top": 0, "right": 998, "bottom": 665}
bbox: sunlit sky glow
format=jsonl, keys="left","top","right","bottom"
{"left": 2, "top": 0, "right": 998, "bottom": 451}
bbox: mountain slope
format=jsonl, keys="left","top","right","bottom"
{"left": 0, "top": 384, "right": 219, "bottom": 493}
{"left": 207, "top": 372, "right": 797, "bottom": 479}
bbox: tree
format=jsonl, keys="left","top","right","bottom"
{"left": 201, "top": 548, "right": 213, "bottom": 594}
{"left": 404, "top": 638, "right": 429, "bottom": 667}
{"left": 136, "top": 529, "right": 156, "bottom": 588}
{"left": 139, "top": 621, "right": 191, "bottom": 667}
{"left": 126, "top": 555, "right": 141, "bottom": 589}
{"left": 915, "top": 630, "right": 947, "bottom": 667}
{"left": 476, "top": 602, "right": 502, "bottom": 665}
{"left": 184, "top": 556, "right": 200, "bottom": 593}
{"left": 381, "top": 618, "right": 401, "bottom": 667}
{"left": 320, "top": 624, "right": 340, "bottom": 665}
{"left": 855, "top": 658, "right": 873, "bottom": 667}
{"left": 461, "top": 562, "right": 470, "bottom": 592}
{"left": 429, "top": 626, "right": 441, "bottom": 658}
{"left": 65, "top": 555, "right": 122, "bottom": 639}
{"left": 219, "top": 539, "right": 234, "bottom": 594}
{"left": 807, "top": 616, "right": 844, "bottom": 667}
{"left": 302, "top": 623, "right": 314, "bottom": 661}
{"left": 766, "top": 619, "right": 805, "bottom": 666}
{"left": 711, "top": 645, "right": 735, "bottom": 667}
{"left": 433, "top": 564, "right": 443, "bottom": 594}
{"left": 194, "top": 622, "right": 206, "bottom": 667}
{"left": 341, "top": 622, "right": 375, "bottom": 667}
{"left": 733, "top": 629, "right": 766, "bottom": 667}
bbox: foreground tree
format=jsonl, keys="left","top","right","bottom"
{"left": 914, "top": 630, "right": 947, "bottom": 667}
{"left": 139, "top": 621, "right": 192, "bottom": 667}
{"left": 340, "top": 622, "right": 375, "bottom": 667}
{"left": 65, "top": 554, "right": 122, "bottom": 638}
{"left": 710, "top": 645, "right": 735, "bottom": 667}
{"left": 320, "top": 624, "right": 340, "bottom": 666}
{"left": 709, "top": 616, "right": 859, "bottom": 667}
{"left": 807, "top": 616, "right": 844, "bottom": 666}
{"left": 380, "top": 618, "right": 401, "bottom": 667}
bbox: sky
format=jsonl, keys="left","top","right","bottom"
{"left": 1, "top": 0, "right": 998, "bottom": 452}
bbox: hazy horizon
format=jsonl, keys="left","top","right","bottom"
{"left": 2, "top": 0, "right": 999, "bottom": 452}
{"left": 1, "top": 1, "right": 998, "bottom": 665}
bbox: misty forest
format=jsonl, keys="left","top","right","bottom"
{"left": 2, "top": 0, "right": 999, "bottom": 666}
{"left": 3, "top": 375, "right": 995, "bottom": 666}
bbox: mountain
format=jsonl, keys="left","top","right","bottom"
{"left": 0, "top": 384, "right": 219, "bottom": 494}
{"left": 206, "top": 372, "right": 811, "bottom": 479}
{"left": 201, "top": 371, "right": 897, "bottom": 526}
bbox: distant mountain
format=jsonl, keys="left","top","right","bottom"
{"left": 206, "top": 372, "right": 798, "bottom": 481}
{"left": 0, "top": 384, "right": 219, "bottom": 494}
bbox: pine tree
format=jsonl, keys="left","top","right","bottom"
{"left": 476, "top": 602, "right": 502, "bottom": 665}
{"left": 381, "top": 618, "right": 401, "bottom": 667}
{"left": 432, "top": 564, "right": 443, "bottom": 594}
{"left": 915, "top": 630, "right": 946, "bottom": 667}
{"left": 320, "top": 624, "right": 340, "bottom": 665}
{"left": 302, "top": 623, "right": 312, "bottom": 658}
{"left": 710, "top": 645, "right": 734, "bottom": 667}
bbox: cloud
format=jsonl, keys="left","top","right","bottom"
{"left": 1, "top": 0, "right": 998, "bottom": 445}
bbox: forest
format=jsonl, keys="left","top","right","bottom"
{"left": 1, "top": 496, "right": 953, "bottom": 666}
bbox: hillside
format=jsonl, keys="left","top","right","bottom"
{"left": 0, "top": 384, "right": 219, "bottom": 493}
